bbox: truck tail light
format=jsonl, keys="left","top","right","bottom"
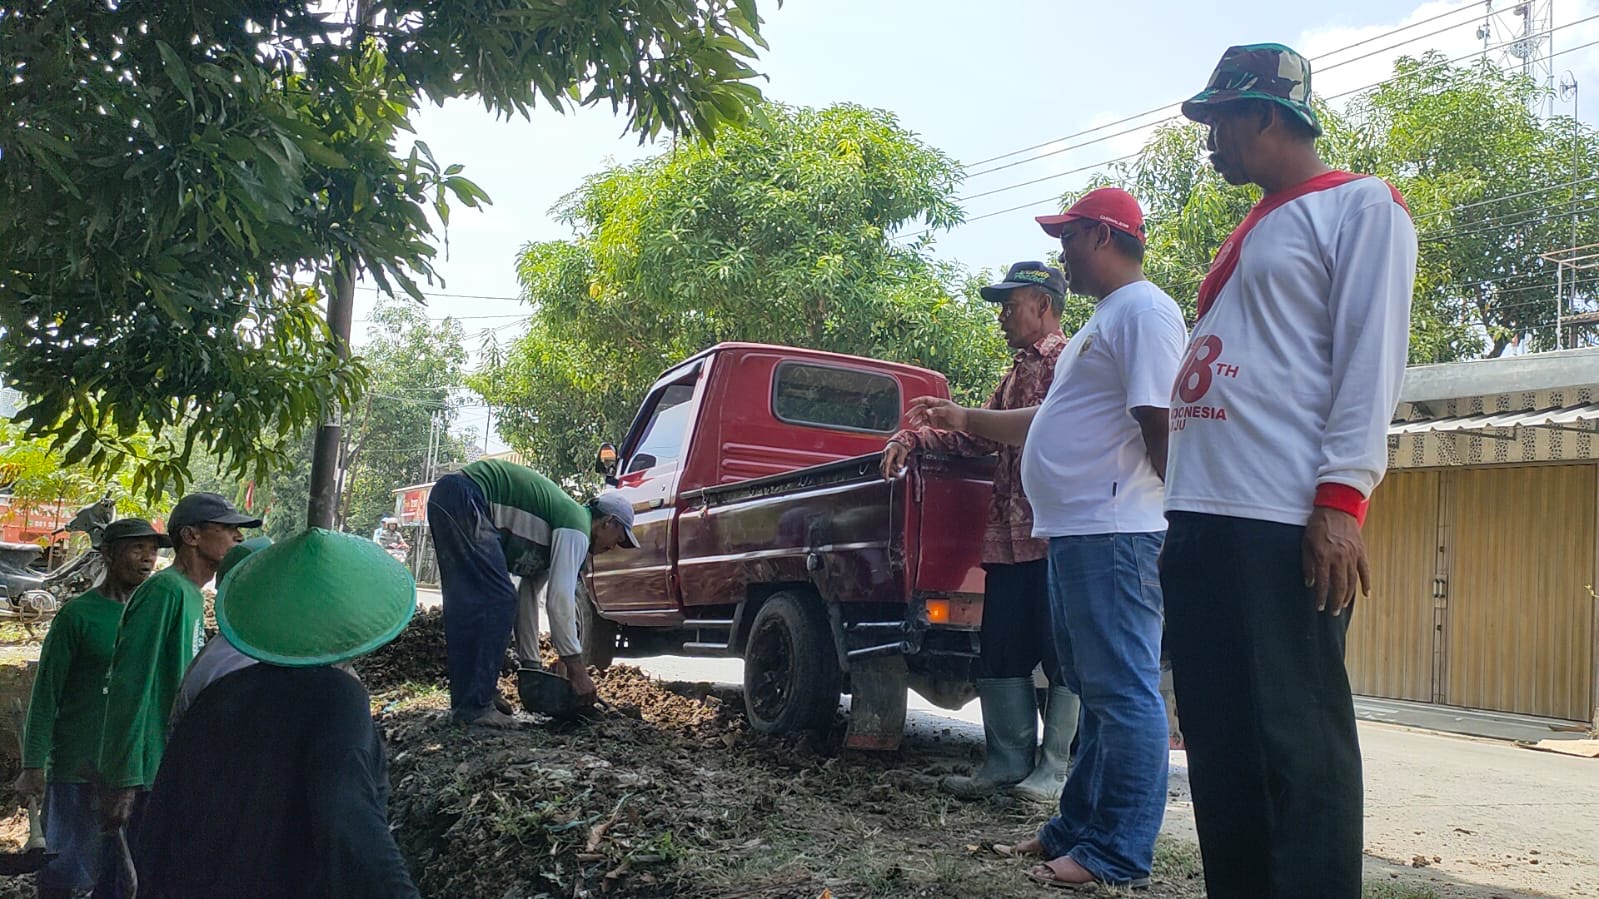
{"left": 924, "top": 598, "right": 951, "bottom": 624}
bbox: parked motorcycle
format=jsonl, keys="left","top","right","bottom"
{"left": 0, "top": 498, "right": 114, "bottom": 625}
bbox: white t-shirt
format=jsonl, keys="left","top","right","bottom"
{"left": 1163, "top": 176, "right": 1416, "bottom": 526}
{"left": 1020, "top": 280, "right": 1187, "bottom": 537}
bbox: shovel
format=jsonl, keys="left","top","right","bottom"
{"left": 0, "top": 698, "right": 54, "bottom": 875}
{"left": 516, "top": 668, "right": 606, "bottom": 721}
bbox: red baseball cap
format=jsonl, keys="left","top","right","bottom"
{"left": 1036, "top": 187, "right": 1147, "bottom": 245}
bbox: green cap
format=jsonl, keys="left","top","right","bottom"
{"left": 217, "top": 528, "right": 415, "bottom": 667}
{"left": 216, "top": 536, "right": 272, "bottom": 589}
{"left": 1182, "top": 43, "right": 1322, "bottom": 136}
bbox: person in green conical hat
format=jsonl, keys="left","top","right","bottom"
{"left": 133, "top": 529, "right": 420, "bottom": 899}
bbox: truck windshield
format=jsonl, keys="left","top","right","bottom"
{"left": 626, "top": 382, "right": 696, "bottom": 474}
{"left": 771, "top": 362, "right": 901, "bottom": 434}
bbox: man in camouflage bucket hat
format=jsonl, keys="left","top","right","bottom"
{"left": 1161, "top": 43, "right": 1416, "bottom": 898}
{"left": 1180, "top": 42, "right": 1321, "bottom": 136}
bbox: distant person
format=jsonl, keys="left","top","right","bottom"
{"left": 134, "top": 529, "right": 421, "bottom": 898}
{"left": 425, "top": 460, "right": 637, "bottom": 726}
{"left": 1162, "top": 44, "right": 1417, "bottom": 898}
{"left": 15, "top": 519, "right": 168, "bottom": 899}
{"left": 98, "top": 494, "right": 259, "bottom": 834}
{"left": 883, "top": 261, "right": 1079, "bottom": 803}
{"left": 373, "top": 517, "right": 406, "bottom": 549}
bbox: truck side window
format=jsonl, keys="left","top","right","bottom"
{"left": 771, "top": 363, "right": 902, "bottom": 434}
{"left": 625, "top": 382, "right": 695, "bottom": 475}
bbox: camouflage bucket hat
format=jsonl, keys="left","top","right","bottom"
{"left": 1181, "top": 43, "right": 1322, "bottom": 136}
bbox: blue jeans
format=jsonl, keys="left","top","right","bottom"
{"left": 39, "top": 783, "right": 126, "bottom": 897}
{"left": 427, "top": 473, "right": 518, "bottom": 720}
{"left": 1036, "top": 532, "right": 1168, "bottom": 885}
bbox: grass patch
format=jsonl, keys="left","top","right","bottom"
{"left": 370, "top": 680, "right": 448, "bottom": 714}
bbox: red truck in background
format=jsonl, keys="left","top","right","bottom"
{"left": 581, "top": 343, "right": 995, "bottom": 750}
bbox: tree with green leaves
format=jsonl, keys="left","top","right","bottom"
{"left": 0, "top": 422, "right": 172, "bottom": 541}
{"left": 337, "top": 300, "right": 469, "bottom": 534}
{"left": 473, "top": 102, "right": 1010, "bottom": 475}
{"left": 1350, "top": 54, "right": 1599, "bottom": 357}
{"left": 0, "top": 0, "right": 775, "bottom": 498}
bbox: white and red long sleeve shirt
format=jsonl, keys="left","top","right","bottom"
{"left": 1164, "top": 172, "right": 1417, "bottom": 527}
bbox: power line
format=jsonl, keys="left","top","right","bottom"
{"left": 1411, "top": 174, "right": 1599, "bottom": 223}
{"left": 354, "top": 312, "right": 529, "bottom": 323}
{"left": 962, "top": 2, "right": 1490, "bottom": 179}
{"left": 350, "top": 285, "right": 525, "bottom": 302}
{"left": 960, "top": 1, "right": 1490, "bottom": 171}
{"left": 907, "top": 32, "right": 1599, "bottom": 242}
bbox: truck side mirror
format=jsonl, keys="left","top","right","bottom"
{"left": 595, "top": 443, "right": 620, "bottom": 485}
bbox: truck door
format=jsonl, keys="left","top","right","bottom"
{"left": 589, "top": 367, "right": 702, "bottom": 617}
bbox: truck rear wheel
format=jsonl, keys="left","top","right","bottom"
{"left": 577, "top": 582, "right": 616, "bottom": 670}
{"left": 742, "top": 592, "right": 841, "bottom": 734}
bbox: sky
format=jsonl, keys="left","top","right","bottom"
{"left": 348, "top": 0, "right": 1599, "bottom": 451}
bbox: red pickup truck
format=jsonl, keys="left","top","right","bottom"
{"left": 582, "top": 343, "right": 995, "bottom": 750}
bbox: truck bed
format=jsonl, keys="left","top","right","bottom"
{"left": 673, "top": 451, "right": 994, "bottom": 614}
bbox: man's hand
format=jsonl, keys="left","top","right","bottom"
{"left": 1301, "top": 507, "right": 1370, "bottom": 616}
{"left": 556, "top": 655, "right": 598, "bottom": 705}
{"left": 880, "top": 441, "right": 911, "bottom": 480}
{"left": 906, "top": 396, "right": 969, "bottom": 431}
{"left": 12, "top": 768, "right": 44, "bottom": 803}
{"left": 102, "top": 787, "right": 138, "bottom": 832}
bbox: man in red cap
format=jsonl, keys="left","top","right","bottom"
{"left": 909, "top": 187, "right": 1185, "bottom": 889}
{"left": 1160, "top": 44, "right": 1416, "bottom": 898}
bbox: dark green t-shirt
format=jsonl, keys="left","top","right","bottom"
{"left": 22, "top": 589, "right": 124, "bottom": 782}
{"left": 98, "top": 566, "right": 206, "bottom": 789}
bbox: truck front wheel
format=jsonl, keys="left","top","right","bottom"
{"left": 742, "top": 592, "right": 841, "bottom": 734}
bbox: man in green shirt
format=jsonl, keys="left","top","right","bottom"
{"left": 426, "top": 460, "right": 637, "bottom": 727}
{"left": 98, "top": 493, "right": 259, "bottom": 833}
{"left": 14, "top": 518, "right": 168, "bottom": 899}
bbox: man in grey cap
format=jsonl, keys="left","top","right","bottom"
{"left": 16, "top": 519, "right": 169, "bottom": 899}
{"left": 883, "top": 261, "right": 1079, "bottom": 804}
{"left": 99, "top": 493, "right": 260, "bottom": 835}
{"left": 426, "top": 459, "right": 637, "bottom": 727}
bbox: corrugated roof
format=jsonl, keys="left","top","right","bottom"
{"left": 1390, "top": 401, "right": 1599, "bottom": 436}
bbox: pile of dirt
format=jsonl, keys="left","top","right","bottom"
{"left": 360, "top": 609, "right": 450, "bottom": 694}
{"left": 375, "top": 655, "right": 1083, "bottom": 898}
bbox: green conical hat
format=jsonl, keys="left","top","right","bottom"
{"left": 217, "top": 528, "right": 415, "bottom": 667}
